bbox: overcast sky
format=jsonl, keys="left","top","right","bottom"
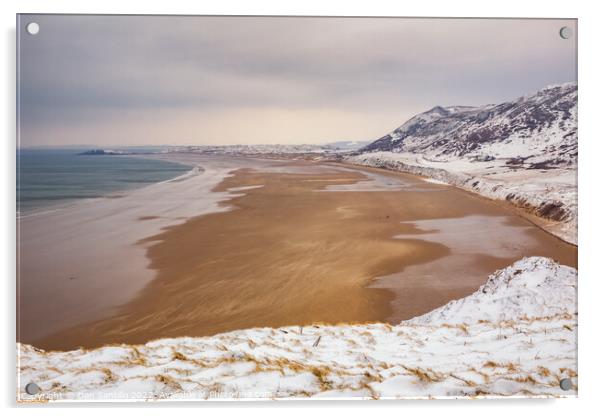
{"left": 18, "top": 15, "right": 576, "bottom": 147}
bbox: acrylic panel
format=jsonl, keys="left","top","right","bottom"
{"left": 16, "top": 14, "right": 578, "bottom": 401}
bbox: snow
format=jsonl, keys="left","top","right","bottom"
{"left": 18, "top": 257, "right": 577, "bottom": 401}
{"left": 421, "top": 177, "right": 449, "bottom": 185}
{"left": 410, "top": 257, "right": 576, "bottom": 325}
{"left": 345, "top": 151, "right": 577, "bottom": 244}
{"left": 365, "top": 83, "right": 577, "bottom": 167}
{"left": 348, "top": 83, "right": 577, "bottom": 244}
{"left": 169, "top": 142, "right": 351, "bottom": 156}
{"left": 369, "top": 215, "right": 543, "bottom": 323}
{"left": 167, "top": 141, "right": 372, "bottom": 157}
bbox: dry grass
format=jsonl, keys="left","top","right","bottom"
{"left": 402, "top": 366, "right": 445, "bottom": 383}
{"left": 101, "top": 368, "right": 117, "bottom": 383}
{"left": 537, "top": 366, "right": 552, "bottom": 378}
{"left": 559, "top": 368, "right": 578, "bottom": 377}
{"left": 358, "top": 380, "right": 380, "bottom": 399}
{"left": 441, "top": 323, "right": 469, "bottom": 335}
{"left": 483, "top": 361, "right": 519, "bottom": 373}
{"left": 363, "top": 371, "right": 384, "bottom": 383}
{"left": 17, "top": 299, "right": 578, "bottom": 401}
{"left": 263, "top": 357, "right": 307, "bottom": 374}
{"left": 155, "top": 374, "right": 182, "bottom": 391}
{"left": 563, "top": 324, "right": 574, "bottom": 331}
{"left": 311, "top": 366, "right": 333, "bottom": 390}
{"left": 509, "top": 375, "right": 538, "bottom": 385}
{"left": 449, "top": 374, "right": 477, "bottom": 387}
{"left": 130, "top": 347, "right": 148, "bottom": 366}
{"left": 346, "top": 338, "right": 360, "bottom": 348}
{"left": 483, "top": 361, "right": 499, "bottom": 368}
{"left": 468, "top": 366, "right": 491, "bottom": 384}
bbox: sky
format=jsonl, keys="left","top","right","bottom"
{"left": 18, "top": 15, "right": 577, "bottom": 147}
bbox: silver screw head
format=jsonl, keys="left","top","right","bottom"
{"left": 26, "top": 22, "right": 40, "bottom": 35}
{"left": 559, "top": 378, "right": 573, "bottom": 391}
{"left": 559, "top": 26, "right": 573, "bottom": 40}
{"left": 25, "top": 382, "right": 40, "bottom": 395}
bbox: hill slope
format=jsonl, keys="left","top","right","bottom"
{"left": 362, "top": 83, "right": 577, "bottom": 169}
{"left": 348, "top": 83, "right": 577, "bottom": 243}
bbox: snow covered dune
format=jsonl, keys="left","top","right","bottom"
{"left": 18, "top": 257, "right": 577, "bottom": 401}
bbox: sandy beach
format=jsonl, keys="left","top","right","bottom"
{"left": 17, "top": 155, "right": 252, "bottom": 343}
{"left": 19, "top": 154, "right": 576, "bottom": 351}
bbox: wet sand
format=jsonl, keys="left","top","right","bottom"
{"left": 35, "top": 160, "right": 577, "bottom": 350}
{"left": 17, "top": 160, "right": 236, "bottom": 345}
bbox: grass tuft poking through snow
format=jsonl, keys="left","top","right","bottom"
{"left": 17, "top": 257, "right": 576, "bottom": 401}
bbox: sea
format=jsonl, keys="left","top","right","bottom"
{"left": 17, "top": 148, "right": 191, "bottom": 215}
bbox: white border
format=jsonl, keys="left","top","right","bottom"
{"left": 2, "top": 0, "right": 601, "bottom": 414}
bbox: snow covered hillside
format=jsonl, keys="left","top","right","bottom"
{"left": 167, "top": 140, "right": 371, "bottom": 157}
{"left": 18, "top": 257, "right": 577, "bottom": 401}
{"left": 348, "top": 83, "right": 577, "bottom": 244}
{"left": 362, "top": 83, "right": 577, "bottom": 168}
{"left": 168, "top": 142, "right": 366, "bottom": 156}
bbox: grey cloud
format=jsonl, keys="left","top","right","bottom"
{"left": 18, "top": 15, "right": 576, "bottom": 146}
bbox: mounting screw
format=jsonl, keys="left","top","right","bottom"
{"left": 26, "top": 22, "right": 40, "bottom": 35}
{"left": 25, "top": 382, "right": 40, "bottom": 395}
{"left": 559, "top": 27, "right": 573, "bottom": 40}
{"left": 559, "top": 378, "right": 573, "bottom": 391}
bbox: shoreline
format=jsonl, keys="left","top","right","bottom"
{"left": 144, "top": 151, "right": 577, "bottom": 248}
{"left": 17, "top": 156, "right": 248, "bottom": 345}
{"left": 17, "top": 155, "right": 351, "bottom": 346}
{"left": 332, "top": 160, "right": 578, "bottom": 248}
{"left": 33, "top": 155, "right": 576, "bottom": 351}
{"left": 17, "top": 153, "right": 195, "bottom": 219}
{"left": 343, "top": 152, "right": 577, "bottom": 245}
